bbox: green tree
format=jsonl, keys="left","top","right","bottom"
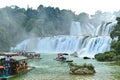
{"left": 110, "top": 17, "right": 120, "bottom": 40}
{"left": 0, "top": 28, "right": 10, "bottom": 51}
{"left": 78, "top": 12, "right": 89, "bottom": 23}
{"left": 111, "top": 41, "right": 120, "bottom": 54}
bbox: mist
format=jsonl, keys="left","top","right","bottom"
{"left": 0, "top": 5, "right": 119, "bottom": 51}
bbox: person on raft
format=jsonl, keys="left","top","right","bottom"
{"left": 58, "top": 53, "right": 66, "bottom": 62}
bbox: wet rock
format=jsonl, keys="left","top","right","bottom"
{"left": 70, "top": 52, "right": 78, "bottom": 57}
{"left": 83, "top": 56, "right": 91, "bottom": 59}
{"left": 68, "top": 62, "right": 95, "bottom": 75}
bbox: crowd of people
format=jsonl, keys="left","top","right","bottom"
{"left": 0, "top": 56, "right": 28, "bottom": 77}
{"left": 0, "top": 56, "right": 12, "bottom": 76}
{"left": 17, "top": 51, "right": 41, "bottom": 59}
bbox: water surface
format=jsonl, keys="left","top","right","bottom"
{"left": 9, "top": 54, "right": 120, "bottom": 80}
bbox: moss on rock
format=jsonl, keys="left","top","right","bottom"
{"left": 68, "top": 62, "right": 95, "bottom": 75}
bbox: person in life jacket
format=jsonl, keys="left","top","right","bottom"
{"left": 23, "top": 60, "right": 27, "bottom": 69}
{"left": 16, "top": 63, "right": 19, "bottom": 67}
{"left": 58, "top": 53, "right": 66, "bottom": 62}
{"left": 0, "top": 61, "right": 4, "bottom": 76}
{"left": 4, "top": 64, "right": 9, "bottom": 76}
{"left": 5, "top": 56, "right": 11, "bottom": 63}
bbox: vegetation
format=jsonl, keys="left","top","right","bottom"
{"left": 95, "top": 17, "right": 120, "bottom": 64}
{"left": 0, "top": 28, "right": 10, "bottom": 51}
{"left": 68, "top": 62, "right": 95, "bottom": 75}
{"left": 110, "top": 17, "right": 120, "bottom": 40}
{"left": 95, "top": 51, "right": 116, "bottom": 61}
{"left": 0, "top": 5, "right": 118, "bottom": 51}
{"left": 0, "top": 5, "right": 75, "bottom": 51}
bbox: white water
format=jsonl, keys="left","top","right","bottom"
{"left": 14, "top": 21, "right": 117, "bottom": 57}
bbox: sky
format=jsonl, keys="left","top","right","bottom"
{"left": 0, "top": 0, "right": 120, "bottom": 14}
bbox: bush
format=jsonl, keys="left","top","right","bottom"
{"left": 113, "top": 55, "right": 120, "bottom": 61}
{"left": 95, "top": 51, "right": 116, "bottom": 61}
{"left": 111, "top": 41, "right": 120, "bottom": 55}
{"left": 95, "top": 53, "right": 105, "bottom": 61}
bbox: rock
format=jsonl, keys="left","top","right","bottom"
{"left": 83, "top": 56, "right": 91, "bottom": 59}
{"left": 70, "top": 52, "right": 78, "bottom": 57}
{"left": 68, "top": 62, "right": 95, "bottom": 75}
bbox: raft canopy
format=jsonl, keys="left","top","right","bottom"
{"left": 11, "top": 56, "right": 27, "bottom": 61}
{"left": 0, "top": 52, "right": 27, "bottom": 61}
{"left": 0, "top": 56, "right": 27, "bottom": 61}
{"left": 0, "top": 56, "right": 5, "bottom": 59}
{"left": 0, "top": 52, "right": 19, "bottom": 56}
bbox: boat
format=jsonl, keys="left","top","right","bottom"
{"left": 55, "top": 58, "right": 73, "bottom": 62}
{"left": 55, "top": 53, "right": 73, "bottom": 62}
{"left": 0, "top": 52, "right": 34, "bottom": 79}
{"left": 17, "top": 51, "right": 41, "bottom": 59}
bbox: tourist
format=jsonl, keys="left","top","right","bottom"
{"left": 5, "top": 56, "right": 11, "bottom": 63}
{"left": 23, "top": 59, "right": 27, "bottom": 69}
{"left": 61, "top": 56, "right": 66, "bottom": 62}
{"left": 58, "top": 53, "right": 62, "bottom": 59}
{"left": 0, "top": 62, "right": 4, "bottom": 76}
{"left": 9, "top": 60, "right": 14, "bottom": 75}
{"left": 4, "top": 64, "right": 9, "bottom": 76}
{"left": 58, "top": 53, "right": 66, "bottom": 62}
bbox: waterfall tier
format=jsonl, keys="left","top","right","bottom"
{"left": 14, "top": 21, "right": 116, "bottom": 57}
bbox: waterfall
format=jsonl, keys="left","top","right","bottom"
{"left": 14, "top": 21, "right": 117, "bottom": 57}
{"left": 70, "top": 21, "right": 95, "bottom": 36}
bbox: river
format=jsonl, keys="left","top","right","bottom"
{"left": 9, "top": 53, "right": 120, "bottom": 80}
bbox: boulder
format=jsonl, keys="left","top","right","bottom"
{"left": 70, "top": 52, "right": 78, "bottom": 57}
{"left": 68, "top": 62, "right": 95, "bottom": 75}
{"left": 83, "top": 56, "right": 91, "bottom": 59}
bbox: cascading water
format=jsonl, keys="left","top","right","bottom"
{"left": 14, "top": 21, "right": 116, "bottom": 57}
{"left": 70, "top": 21, "right": 95, "bottom": 36}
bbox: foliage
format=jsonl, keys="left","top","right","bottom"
{"left": 96, "top": 17, "right": 120, "bottom": 63}
{"left": 68, "top": 62, "right": 95, "bottom": 71}
{"left": 68, "top": 62, "right": 95, "bottom": 75}
{"left": 0, "top": 28, "right": 10, "bottom": 51}
{"left": 0, "top": 5, "right": 119, "bottom": 51}
{"left": 78, "top": 12, "right": 89, "bottom": 23}
{"left": 110, "top": 17, "right": 120, "bottom": 57}
{"left": 25, "top": 18, "right": 36, "bottom": 32}
{"left": 111, "top": 41, "right": 120, "bottom": 54}
{"left": 110, "top": 17, "right": 120, "bottom": 40}
{"left": 0, "top": 5, "right": 75, "bottom": 51}
{"left": 113, "top": 55, "right": 120, "bottom": 61}
{"left": 90, "top": 11, "right": 114, "bottom": 27}
{"left": 95, "top": 51, "right": 116, "bottom": 61}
